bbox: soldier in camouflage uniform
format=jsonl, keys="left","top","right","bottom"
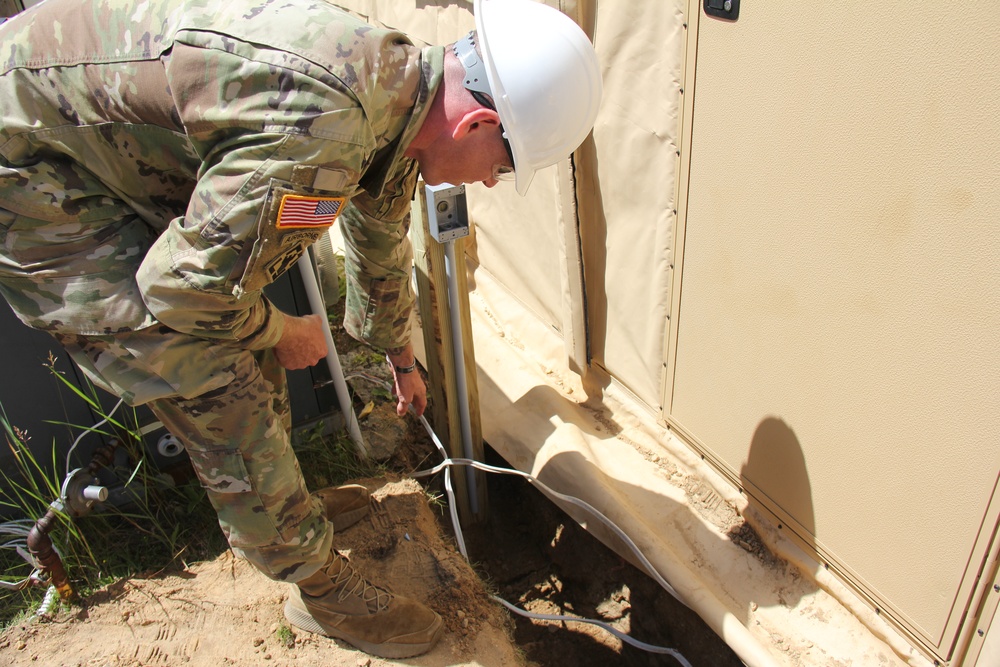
{"left": 0, "top": 0, "right": 601, "bottom": 658}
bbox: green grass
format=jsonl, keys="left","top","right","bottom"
{"left": 348, "top": 349, "right": 386, "bottom": 369}
{"left": 292, "top": 421, "right": 387, "bottom": 490}
{"left": 275, "top": 621, "right": 296, "bottom": 648}
{"left": 0, "top": 363, "right": 228, "bottom": 630}
{"left": 0, "top": 403, "right": 227, "bottom": 629}
{"left": 1, "top": 377, "right": 388, "bottom": 630}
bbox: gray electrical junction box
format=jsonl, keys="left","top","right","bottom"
{"left": 425, "top": 182, "right": 470, "bottom": 243}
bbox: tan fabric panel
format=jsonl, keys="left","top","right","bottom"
{"left": 467, "top": 179, "right": 565, "bottom": 340}
{"left": 581, "top": 1, "right": 683, "bottom": 407}
{"left": 471, "top": 1, "right": 686, "bottom": 409}
{"left": 330, "top": 0, "right": 472, "bottom": 46}
{"left": 671, "top": 3, "right": 1000, "bottom": 658}
{"left": 469, "top": 268, "right": 920, "bottom": 667}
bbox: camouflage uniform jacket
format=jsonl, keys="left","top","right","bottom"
{"left": 0, "top": 0, "right": 442, "bottom": 355}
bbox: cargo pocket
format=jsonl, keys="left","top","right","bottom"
{"left": 186, "top": 447, "right": 282, "bottom": 549}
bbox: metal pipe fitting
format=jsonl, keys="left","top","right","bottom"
{"left": 26, "top": 507, "right": 77, "bottom": 603}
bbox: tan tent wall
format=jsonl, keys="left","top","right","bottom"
{"left": 332, "top": 1, "right": 998, "bottom": 666}
{"left": 669, "top": 3, "right": 1000, "bottom": 663}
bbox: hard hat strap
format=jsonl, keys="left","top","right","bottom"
{"left": 453, "top": 32, "right": 493, "bottom": 98}
{"left": 453, "top": 31, "right": 515, "bottom": 169}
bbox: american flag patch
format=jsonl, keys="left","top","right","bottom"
{"left": 275, "top": 194, "right": 347, "bottom": 229}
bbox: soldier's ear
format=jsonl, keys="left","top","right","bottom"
{"left": 452, "top": 108, "right": 501, "bottom": 141}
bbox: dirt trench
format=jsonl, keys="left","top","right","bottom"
{"left": 456, "top": 446, "right": 744, "bottom": 667}
{"left": 342, "top": 345, "right": 743, "bottom": 666}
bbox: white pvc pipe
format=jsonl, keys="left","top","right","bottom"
{"left": 443, "top": 240, "right": 479, "bottom": 514}
{"left": 296, "top": 254, "right": 368, "bottom": 458}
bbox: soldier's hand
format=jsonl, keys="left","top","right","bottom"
{"left": 387, "top": 344, "right": 427, "bottom": 417}
{"left": 275, "top": 313, "right": 328, "bottom": 370}
{"left": 393, "top": 369, "right": 427, "bottom": 417}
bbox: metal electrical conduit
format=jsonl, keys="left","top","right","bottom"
{"left": 442, "top": 239, "right": 480, "bottom": 515}
{"left": 296, "top": 253, "right": 368, "bottom": 458}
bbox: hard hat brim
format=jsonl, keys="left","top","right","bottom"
{"left": 474, "top": 0, "right": 533, "bottom": 196}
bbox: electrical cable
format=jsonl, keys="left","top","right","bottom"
{"left": 494, "top": 596, "right": 693, "bottom": 664}
{"left": 412, "top": 455, "right": 683, "bottom": 601}
{"left": 36, "top": 585, "right": 59, "bottom": 616}
{"left": 0, "top": 522, "right": 40, "bottom": 591}
{"left": 63, "top": 397, "right": 126, "bottom": 475}
{"left": 343, "top": 371, "right": 692, "bottom": 664}
{"left": 410, "top": 451, "right": 692, "bottom": 665}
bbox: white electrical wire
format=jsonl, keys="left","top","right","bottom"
{"left": 414, "top": 413, "right": 470, "bottom": 558}
{"left": 411, "top": 422, "right": 691, "bottom": 665}
{"left": 412, "top": 454, "right": 683, "bottom": 600}
{"left": 36, "top": 584, "right": 60, "bottom": 617}
{"left": 63, "top": 397, "right": 126, "bottom": 475}
{"left": 0, "top": 522, "right": 41, "bottom": 591}
{"left": 494, "top": 595, "right": 693, "bottom": 663}
{"left": 342, "top": 371, "right": 692, "bottom": 664}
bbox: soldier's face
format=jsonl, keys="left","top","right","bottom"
{"left": 419, "top": 118, "right": 512, "bottom": 189}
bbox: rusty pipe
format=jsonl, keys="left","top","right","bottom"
{"left": 26, "top": 506, "right": 77, "bottom": 603}
{"left": 25, "top": 437, "right": 120, "bottom": 604}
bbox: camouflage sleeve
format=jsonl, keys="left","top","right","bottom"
{"left": 136, "top": 127, "right": 370, "bottom": 350}
{"left": 340, "top": 161, "right": 421, "bottom": 351}
{"left": 135, "top": 35, "right": 373, "bottom": 349}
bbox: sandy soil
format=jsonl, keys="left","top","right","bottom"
{"left": 0, "top": 397, "right": 738, "bottom": 667}
{"left": 0, "top": 478, "right": 525, "bottom": 667}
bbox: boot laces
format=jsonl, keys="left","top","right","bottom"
{"left": 327, "top": 556, "right": 392, "bottom": 614}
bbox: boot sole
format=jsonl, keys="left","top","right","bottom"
{"left": 284, "top": 597, "right": 444, "bottom": 659}
{"left": 330, "top": 505, "right": 369, "bottom": 533}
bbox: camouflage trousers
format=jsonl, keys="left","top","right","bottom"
{"left": 53, "top": 327, "right": 333, "bottom": 583}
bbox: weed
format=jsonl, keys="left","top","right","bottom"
{"left": 348, "top": 349, "right": 386, "bottom": 369}
{"left": 372, "top": 385, "right": 394, "bottom": 402}
{"left": 275, "top": 622, "right": 295, "bottom": 648}
{"left": 425, "top": 490, "right": 447, "bottom": 514}
{"left": 0, "top": 408, "right": 92, "bottom": 626}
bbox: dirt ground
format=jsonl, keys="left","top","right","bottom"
{"left": 0, "top": 445, "right": 738, "bottom": 667}
{"left": 0, "top": 315, "right": 742, "bottom": 667}
{"left": 0, "top": 476, "right": 523, "bottom": 667}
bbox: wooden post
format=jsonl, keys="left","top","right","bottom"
{"left": 410, "top": 183, "right": 488, "bottom": 525}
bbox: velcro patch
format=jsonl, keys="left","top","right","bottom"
{"left": 275, "top": 194, "right": 347, "bottom": 229}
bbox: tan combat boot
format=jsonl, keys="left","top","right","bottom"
{"left": 285, "top": 551, "right": 443, "bottom": 659}
{"left": 313, "top": 484, "right": 370, "bottom": 532}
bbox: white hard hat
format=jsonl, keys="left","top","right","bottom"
{"left": 472, "top": 0, "right": 603, "bottom": 195}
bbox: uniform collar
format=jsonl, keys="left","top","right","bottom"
{"left": 359, "top": 45, "right": 445, "bottom": 199}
